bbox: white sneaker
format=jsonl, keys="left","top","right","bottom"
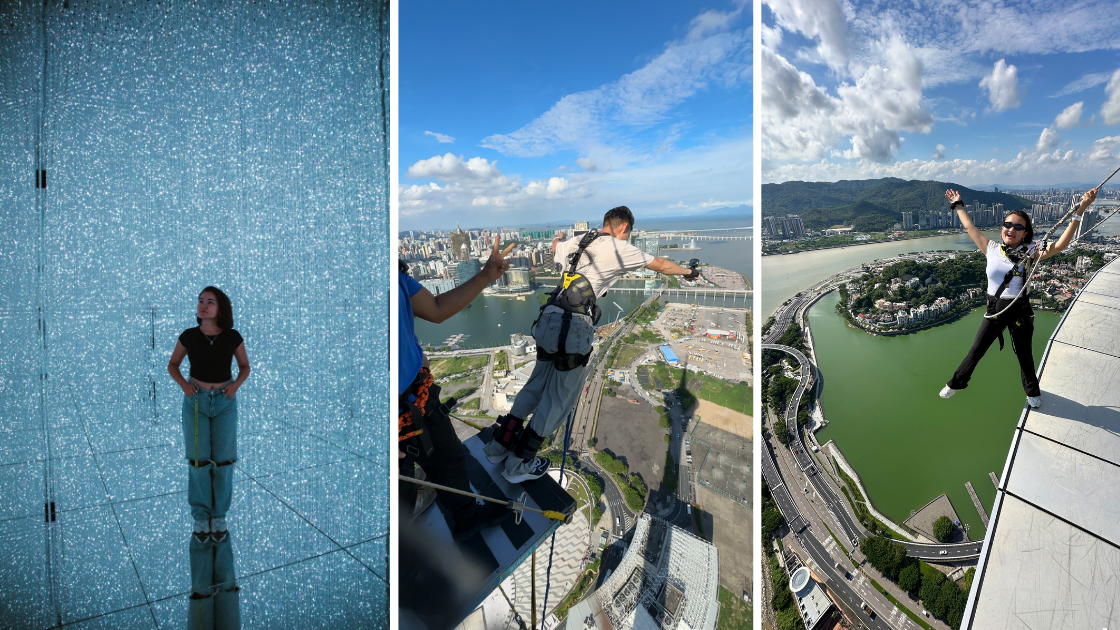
{"left": 939, "top": 386, "right": 957, "bottom": 399}
{"left": 501, "top": 457, "right": 550, "bottom": 484}
{"left": 211, "top": 516, "right": 227, "bottom": 535}
{"left": 1027, "top": 396, "right": 1041, "bottom": 408}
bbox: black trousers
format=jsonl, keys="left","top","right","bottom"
{"left": 948, "top": 296, "right": 1040, "bottom": 397}
{"left": 399, "top": 379, "right": 477, "bottom": 522}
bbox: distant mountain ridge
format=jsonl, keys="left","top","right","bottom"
{"left": 762, "top": 178, "right": 1032, "bottom": 232}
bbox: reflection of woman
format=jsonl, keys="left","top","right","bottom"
{"left": 168, "top": 287, "right": 250, "bottom": 540}
{"left": 940, "top": 188, "right": 1096, "bottom": 407}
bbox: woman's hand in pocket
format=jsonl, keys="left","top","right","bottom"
{"left": 222, "top": 383, "right": 240, "bottom": 399}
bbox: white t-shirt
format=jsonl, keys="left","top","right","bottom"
{"left": 985, "top": 240, "right": 1028, "bottom": 298}
{"left": 554, "top": 234, "right": 656, "bottom": 297}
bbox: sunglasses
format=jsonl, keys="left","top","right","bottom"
{"left": 1002, "top": 222, "right": 1027, "bottom": 232}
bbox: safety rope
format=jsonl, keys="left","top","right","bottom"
{"left": 984, "top": 164, "right": 1120, "bottom": 320}
{"left": 498, "top": 584, "right": 528, "bottom": 630}
{"left": 397, "top": 476, "right": 570, "bottom": 523}
{"left": 538, "top": 410, "right": 574, "bottom": 626}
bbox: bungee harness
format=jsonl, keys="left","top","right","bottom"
{"left": 398, "top": 367, "right": 437, "bottom": 461}
{"left": 986, "top": 243, "right": 1037, "bottom": 352}
{"left": 533, "top": 230, "right": 605, "bottom": 371}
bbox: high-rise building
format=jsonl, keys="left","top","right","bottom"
{"left": 763, "top": 216, "right": 778, "bottom": 239}
{"left": 574, "top": 221, "right": 590, "bottom": 232}
{"left": 449, "top": 223, "right": 471, "bottom": 261}
{"left": 788, "top": 215, "right": 805, "bottom": 238}
{"left": 456, "top": 258, "right": 481, "bottom": 286}
{"left": 506, "top": 268, "right": 531, "bottom": 289}
{"left": 902, "top": 211, "right": 914, "bottom": 230}
{"left": 631, "top": 232, "right": 661, "bottom": 257}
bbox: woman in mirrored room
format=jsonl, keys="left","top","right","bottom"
{"left": 168, "top": 286, "right": 251, "bottom": 541}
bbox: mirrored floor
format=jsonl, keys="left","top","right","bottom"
{"left": 0, "top": 384, "right": 388, "bottom": 629}
{"left": 0, "top": 0, "right": 390, "bottom": 627}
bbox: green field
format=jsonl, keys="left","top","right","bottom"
{"left": 716, "top": 586, "right": 752, "bottom": 630}
{"left": 611, "top": 344, "right": 646, "bottom": 369}
{"left": 641, "top": 363, "right": 752, "bottom": 416}
{"left": 429, "top": 354, "right": 489, "bottom": 379}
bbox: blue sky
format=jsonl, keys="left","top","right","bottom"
{"left": 399, "top": 0, "right": 750, "bottom": 231}
{"left": 762, "top": 0, "right": 1120, "bottom": 186}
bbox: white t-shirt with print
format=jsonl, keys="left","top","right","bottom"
{"left": 985, "top": 240, "right": 1028, "bottom": 298}
{"left": 554, "top": 234, "right": 656, "bottom": 297}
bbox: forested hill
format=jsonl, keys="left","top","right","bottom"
{"left": 762, "top": 178, "right": 1033, "bottom": 232}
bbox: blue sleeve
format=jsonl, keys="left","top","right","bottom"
{"left": 401, "top": 272, "right": 423, "bottom": 297}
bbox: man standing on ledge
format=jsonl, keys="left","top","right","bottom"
{"left": 484, "top": 206, "right": 700, "bottom": 482}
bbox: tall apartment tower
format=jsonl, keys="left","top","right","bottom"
{"left": 449, "top": 223, "right": 471, "bottom": 261}
{"left": 788, "top": 215, "right": 805, "bottom": 238}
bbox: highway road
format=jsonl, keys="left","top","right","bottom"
{"left": 763, "top": 343, "right": 865, "bottom": 547}
{"left": 574, "top": 458, "right": 632, "bottom": 538}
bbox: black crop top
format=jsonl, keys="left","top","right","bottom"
{"left": 178, "top": 327, "right": 244, "bottom": 383}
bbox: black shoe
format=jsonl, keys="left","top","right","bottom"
{"left": 453, "top": 502, "right": 511, "bottom": 541}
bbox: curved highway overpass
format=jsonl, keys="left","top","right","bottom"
{"left": 763, "top": 343, "right": 980, "bottom": 561}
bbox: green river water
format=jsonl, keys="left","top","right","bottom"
{"left": 809, "top": 292, "right": 1061, "bottom": 539}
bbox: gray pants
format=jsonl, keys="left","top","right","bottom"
{"left": 490, "top": 308, "right": 595, "bottom": 474}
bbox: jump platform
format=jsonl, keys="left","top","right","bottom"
{"left": 400, "top": 427, "right": 578, "bottom": 630}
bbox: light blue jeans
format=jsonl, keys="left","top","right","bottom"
{"left": 182, "top": 381, "right": 238, "bottom": 522}
{"left": 188, "top": 533, "right": 240, "bottom": 627}
{"left": 500, "top": 308, "right": 594, "bottom": 474}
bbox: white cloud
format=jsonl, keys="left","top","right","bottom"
{"left": 1088, "top": 135, "right": 1120, "bottom": 161}
{"left": 481, "top": 5, "right": 748, "bottom": 159}
{"left": 765, "top": 0, "right": 849, "bottom": 72}
{"left": 1054, "top": 102, "right": 1084, "bottom": 129}
{"left": 1036, "top": 126, "right": 1060, "bottom": 152}
{"left": 1051, "top": 72, "right": 1112, "bottom": 98}
{"left": 1102, "top": 69, "right": 1120, "bottom": 125}
{"left": 762, "top": 37, "right": 931, "bottom": 164}
{"left": 979, "top": 59, "right": 1020, "bottom": 113}
{"left": 576, "top": 157, "right": 598, "bottom": 172}
{"left": 406, "top": 154, "right": 505, "bottom": 183}
{"left": 932, "top": 144, "right": 946, "bottom": 159}
{"left": 399, "top": 134, "right": 751, "bottom": 227}
{"left": 761, "top": 22, "right": 783, "bottom": 48}
{"left": 763, "top": 130, "right": 1120, "bottom": 186}
{"left": 423, "top": 130, "right": 455, "bottom": 143}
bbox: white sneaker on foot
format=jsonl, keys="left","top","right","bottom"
{"left": 210, "top": 516, "right": 227, "bottom": 535}
{"left": 1027, "top": 396, "right": 1041, "bottom": 408}
{"left": 939, "top": 386, "right": 957, "bottom": 399}
{"left": 501, "top": 457, "right": 550, "bottom": 484}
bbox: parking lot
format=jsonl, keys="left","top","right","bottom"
{"left": 655, "top": 304, "right": 750, "bottom": 383}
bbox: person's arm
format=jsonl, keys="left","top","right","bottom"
{"left": 946, "top": 189, "right": 988, "bottom": 251}
{"left": 167, "top": 341, "right": 196, "bottom": 396}
{"left": 551, "top": 231, "right": 564, "bottom": 254}
{"left": 223, "top": 343, "right": 250, "bottom": 398}
{"left": 646, "top": 257, "right": 695, "bottom": 276}
{"left": 411, "top": 242, "right": 514, "bottom": 323}
{"left": 1040, "top": 188, "right": 1098, "bottom": 261}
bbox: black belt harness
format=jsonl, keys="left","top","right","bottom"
{"left": 534, "top": 230, "right": 605, "bottom": 371}
{"left": 989, "top": 244, "right": 1034, "bottom": 352}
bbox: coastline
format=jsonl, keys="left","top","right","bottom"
{"left": 763, "top": 230, "right": 964, "bottom": 256}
